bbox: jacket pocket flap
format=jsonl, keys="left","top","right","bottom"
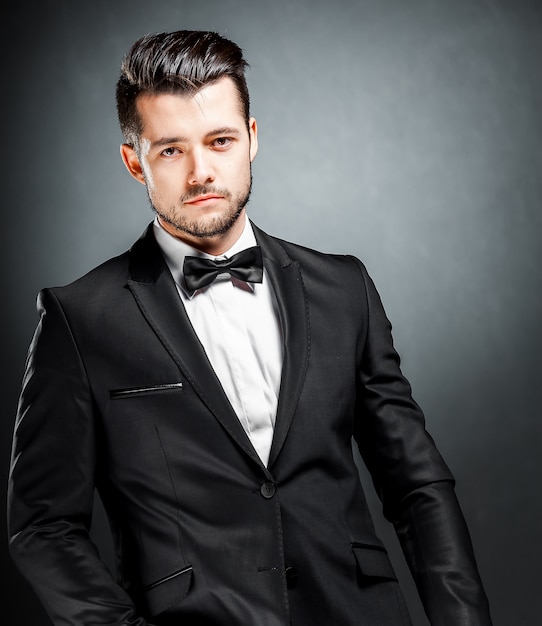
{"left": 143, "top": 565, "right": 193, "bottom": 617}
{"left": 352, "top": 544, "right": 397, "bottom": 581}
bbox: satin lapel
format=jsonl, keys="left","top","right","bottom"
{"left": 253, "top": 224, "right": 310, "bottom": 468}
{"left": 126, "top": 225, "right": 263, "bottom": 467}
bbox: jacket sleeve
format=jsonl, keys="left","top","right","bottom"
{"left": 350, "top": 257, "right": 492, "bottom": 626}
{"left": 7, "top": 288, "right": 148, "bottom": 626}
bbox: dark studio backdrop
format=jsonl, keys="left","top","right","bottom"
{"left": 1, "top": 1, "right": 541, "bottom": 624}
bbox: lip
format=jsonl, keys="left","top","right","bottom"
{"left": 184, "top": 194, "right": 223, "bottom": 206}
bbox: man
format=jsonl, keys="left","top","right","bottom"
{"left": 7, "top": 30, "right": 492, "bottom": 625}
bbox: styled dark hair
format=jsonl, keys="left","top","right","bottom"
{"left": 116, "top": 30, "right": 250, "bottom": 149}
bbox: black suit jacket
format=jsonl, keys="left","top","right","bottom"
{"left": 8, "top": 222, "right": 492, "bottom": 625}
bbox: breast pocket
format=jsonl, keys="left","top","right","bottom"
{"left": 106, "top": 381, "right": 186, "bottom": 467}
{"left": 110, "top": 382, "right": 184, "bottom": 399}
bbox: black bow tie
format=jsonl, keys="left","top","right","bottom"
{"left": 183, "top": 246, "right": 264, "bottom": 292}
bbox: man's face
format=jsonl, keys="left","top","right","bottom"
{"left": 121, "top": 76, "right": 258, "bottom": 253}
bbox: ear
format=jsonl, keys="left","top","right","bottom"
{"left": 248, "top": 117, "right": 258, "bottom": 162}
{"left": 120, "top": 143, "right": 146, "bottom": 185}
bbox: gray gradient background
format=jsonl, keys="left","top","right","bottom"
{"left": 2, "top": 1, "right": 541, "bottom": 624}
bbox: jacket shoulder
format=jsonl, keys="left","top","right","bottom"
{"left": 252, "top": 221, "right": 370, "bottom": 280}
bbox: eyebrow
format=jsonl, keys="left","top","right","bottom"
{"left": 150, "top": 127, "right": 242, "bottom": 150}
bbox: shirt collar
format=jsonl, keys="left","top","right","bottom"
{"left": 152, "top": 214, "right": 258, "bottom": 297}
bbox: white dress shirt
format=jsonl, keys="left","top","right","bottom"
{"left": 153, "top": 215, "right": 283, "bottom": 466}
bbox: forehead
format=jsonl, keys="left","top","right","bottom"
{"left": 136, "top": 77, "right": 245, "bottom": 139}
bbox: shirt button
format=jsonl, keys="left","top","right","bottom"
{"left": 260, "top": 481, "right": 276, "bottom": 498}
{"left": 285, "top": 565, "right": 298, "bottom": 588}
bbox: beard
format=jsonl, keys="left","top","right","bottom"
{"left": 150, "top": 174, "right": 252, "bottom": 240}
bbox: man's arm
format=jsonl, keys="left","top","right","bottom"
{"left": 7, "top": 288, "right": 147, "bottom": 625}
{"left": 351, "top": 258, "right": 492, "bottom": 625}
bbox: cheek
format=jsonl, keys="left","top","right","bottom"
{"left": 144, "top": 164, "right": 183, "bottom": 196}
{"left": 229, "top": 156, "right": 251, "bottom": 183}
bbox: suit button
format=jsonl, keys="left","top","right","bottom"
{"left": 285, "top": 565, "right": 298, "bottom": 589}
{"left": 260, "top": 481, "right": 276, "bottom": 498}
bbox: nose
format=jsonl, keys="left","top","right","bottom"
{"left": 187, "top": 149, "right": 215, "bottom": 186}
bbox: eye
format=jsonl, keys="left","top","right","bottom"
{"left": 161, "top": 146, "right": 181, "bottom": 157}
{"left": 213, "top": 137, "right": 232, "bottom": 149}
